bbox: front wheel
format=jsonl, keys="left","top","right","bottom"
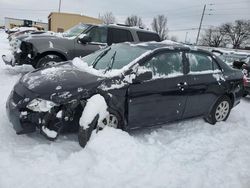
{"left": 35, "top": 54, "right": 63, "bottom": 68}
{"left": 78, "top": 112, "right": 120, "bottom": 148}
{"left": 205, "top": 96, "right": 232, "bottom": 125}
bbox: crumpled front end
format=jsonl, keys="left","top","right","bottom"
{"left": 2, "top": 40, "right": 35, "bottom": 66}
{"left": 6, "top": 83, "right": 86, "bottom": 139}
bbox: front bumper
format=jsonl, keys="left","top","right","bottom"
{"left": 2, "top": 54, "right": 15, "bottom": 66}
{"left": 6, "top": 86, "right": 81, "bottom": 136}
{"left": 6, "top": 91, "right": 36, "bottom": 134}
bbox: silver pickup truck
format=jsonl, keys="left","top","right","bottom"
{"left": 2, "top": 24, "right": 161, "bottom": 68}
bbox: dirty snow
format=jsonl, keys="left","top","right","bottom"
{"left": 79, "top": 94, "right": 108, "bottom": 129}
{"left": 0, "top": 30, "right": 250, "bottom": 188}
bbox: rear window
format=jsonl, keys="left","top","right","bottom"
{"left": 137, "top": 31, "right": 161, "bottom": 42}
{"left": 109, "top": 28, "right": 134, "bottom": 44}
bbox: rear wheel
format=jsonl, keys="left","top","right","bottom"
{"left": 205, "top": 96, "right": 232, "bottom": 125}
{"left": 78, "top": 111, "right": 120, "bottom": 148}
{"left": 35, "top": 54, "right": 64, "bottom": 68}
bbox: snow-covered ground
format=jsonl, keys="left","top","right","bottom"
{"left": 0, "top": 30, "right": 250, "bottom": 188}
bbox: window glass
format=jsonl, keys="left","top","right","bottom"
{"left": 63, "top": 24, "right": 89, "bottom": 38}
{"left": 141, "top": 52, "right": 183, "bottom": 78}
{"left": 137, "top": 31, "right": 161, "bottom": 42}
{"left": 110, "top": 28, "right": 134, "bottom": 43}
{"left": 86, "top": 27, "right": 107, "bottom": 43}
{"left": 81, "top": 44, "right": 148, "bottom": 70}
{"left": 188, "top": 53, "right": 219, "bottom": 73}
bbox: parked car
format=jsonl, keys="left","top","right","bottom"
{"left": 232, "top": 56, "right": 250, "bottom": 96}
{"left": 6, "top": 42, "right": 244, "bottom": 148}
{"left": 212, "top": 49, "right": 250, "bottom": 66}
{"left": 2, "top": 24, "right": 161, "bottom": 68}
{"left": 7, "top": 28, "right": 39, "bottom": 41}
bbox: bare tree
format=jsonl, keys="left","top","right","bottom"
{"left": 221, "top": 20, "right": 250, "bottom": 49}
{"left": 200, "top": 27, "right": 225, "bottom": 47}
{"left": 99, "top": 12, "right": 116, "bottom": 25}
{"left": 125, "top": 15, "right": 144, "bottom": 27}
{"left": 151, "top": 15, "right": 168, "bottom": 40}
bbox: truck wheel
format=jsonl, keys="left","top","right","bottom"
{"left": 204, "top": 96, "right": 232, "bottom": 125}
{"left": 35, "top": 54, "right": 63, "bottom": 68}
{"left": 78, "top": 111, "right": 121, "bottom": 148}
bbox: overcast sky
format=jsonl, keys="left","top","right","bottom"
{"left": 0, "top": 0, "right": 249, "bottom": 43}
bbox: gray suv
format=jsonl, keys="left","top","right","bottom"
{"left": 2, "top": 24, "right": 161, "bottom": 68}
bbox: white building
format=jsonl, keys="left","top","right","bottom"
{"left": 4, "top": 17, "right": 48, "bottom": 30}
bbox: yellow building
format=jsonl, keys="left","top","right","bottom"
{"left": 48, "top": 12, "right": 103, "bottom": 32}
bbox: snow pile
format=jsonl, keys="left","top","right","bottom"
{"left": 79, "top": 94, "right": 108, "bottom": 129}
{"left": 72, "top": 57, "right": 104, "bottom": 77}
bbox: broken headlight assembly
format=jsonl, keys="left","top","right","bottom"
{"left": 26, "top": 98, "right": 59, "bottom": 112}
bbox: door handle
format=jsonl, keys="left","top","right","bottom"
{"left": 177, "top": 82, "right": 188, "bottom": 87}
{"left": 177, "top": 82, "right": 188, "bottom": 91}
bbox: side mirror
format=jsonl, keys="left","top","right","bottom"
{"left": 233, "top": 61, "right": 244, "bottom": 69}
{"left": 133, "top": 71, "right": 152, "bottom": 83}
{"left": 78, "top": 34, "right": 91, "bottom": 44}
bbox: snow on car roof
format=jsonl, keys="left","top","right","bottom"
{"left": 124, "top": 40, "right": 191, "bottom": 51}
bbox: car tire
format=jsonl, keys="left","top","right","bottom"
{"left": 78, "top": 109, "right": 121, "bottom": 148}
{"left": 204, "top": 95, "right": 232, "bottom": 125}
{"left": 35, "top": 54, "right": 63, "bottom": 68}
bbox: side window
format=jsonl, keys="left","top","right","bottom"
{"left": 188, "top": 53, "right": 220, "bottom": 73}
{"left": 137, "top": 31, "right": 161, "bottom": 42}
{"left": 110, "top": 28, "right": 134, "bottom": 44}
{"left": 86, "top": 27, "right": 107, "bottom": 43}
{"left": 141, "top": 52, "right": 183, "bottom": 78}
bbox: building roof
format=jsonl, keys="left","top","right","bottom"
{"left": 48, "top": 12, "right": 102, "bottom": 22}
{"left": 4, "top": 17, "right": 47, "bottom": 24}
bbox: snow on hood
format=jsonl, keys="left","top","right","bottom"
{"left": 9, "top": 27, "right": 37, "bottom": 32}
{"left": 72, "top": 57, "right": 106, "bottom": 77}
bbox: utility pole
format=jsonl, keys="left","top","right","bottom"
{"left": 185, "top": 32, "right": 188, "bottom": 43}
{"left": 58, "top": 0, "right": 62, "bottom": 13}
{"left": 196, "top": 4, "right": 206, "bottom": 45}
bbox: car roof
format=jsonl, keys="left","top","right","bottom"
{"left": 120, "top": 41, "right": 199, "bottom": 52}
{"left": 82, "top": 23, "right": 158, "bottom": 34}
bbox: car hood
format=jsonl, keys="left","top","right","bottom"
{"left": 17, "top": 33, "right": 73, "bottom": 42}
{"left": 20, "top": 62, "right": 105, "bottom": 103}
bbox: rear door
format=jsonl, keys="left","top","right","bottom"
{"left": 136, "top": 31, "right": 161, "bottom": 42}
{"left": 107, "top": 28, "right": 134, "bottom": 45}
{"left": 127, "top": 50, "right": 189, "bottom": 129}
{"left": 74, "top": 26, "right": 107, "bottom": 58}
{"left": 182, "top": 51, "right": 224, "bottom": 118}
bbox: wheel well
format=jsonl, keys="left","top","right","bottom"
{"left": 226, "top": 93, "right": 234, "bottom": 106}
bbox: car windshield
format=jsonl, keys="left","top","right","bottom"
{"left": 81, "top": 44, "right": 149, "bottom": 71}
{"left": 63, "top": 24, "right": 89, "bottom": 38}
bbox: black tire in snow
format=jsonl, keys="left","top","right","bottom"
{"left": 78, "top": 115, "right": 99, "bottom": 148}
{"left": 35, "top": 55, "right": 63, "bottom": 68}
{"left": 204, "top": 95, "right": 232, "bottom": 125}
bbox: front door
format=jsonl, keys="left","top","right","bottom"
{"left": 127, "top": 51, "right": 188, "bottom": 129}
{"left": 74, "top": 26, "right": 107, "bottom": 58}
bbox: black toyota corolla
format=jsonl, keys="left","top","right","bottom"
{"left": 6, "top": 42, "right": 244, "bottom": 147}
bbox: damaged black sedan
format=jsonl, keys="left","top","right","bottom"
{"left": 6, "top": 42, "right": 244, "bottom": 147}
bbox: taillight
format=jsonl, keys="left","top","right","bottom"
{"left": 243, "top": 76, "right": 248, "bottom": 87}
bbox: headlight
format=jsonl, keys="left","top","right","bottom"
{"left": 26, "top": 98, "right": 58, "bottom": 112}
